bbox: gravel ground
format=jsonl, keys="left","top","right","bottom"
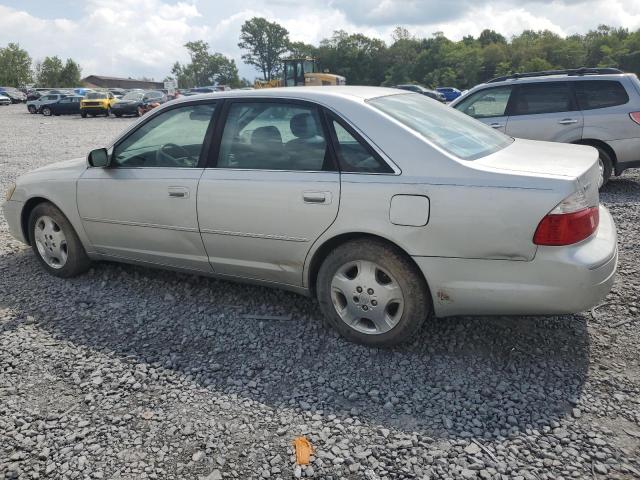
{"left": 1, "top": 102, "right": 639, "bottom": 480}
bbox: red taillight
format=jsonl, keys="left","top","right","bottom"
{"left": 630, "top": 112, "right": 640, "bottom": 125}
{"left": 533, "top": 207, "right": 599, "bottom": 246}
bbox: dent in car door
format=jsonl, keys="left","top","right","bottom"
{"left": 197, "top": 100, "right": 340, "bottom": 286}
{"left": 506, "top": 82, "right": 583, "bottom": 142}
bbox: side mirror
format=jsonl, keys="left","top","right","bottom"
{"left": 88, "top": 148, "right": 109, "bottom": 168}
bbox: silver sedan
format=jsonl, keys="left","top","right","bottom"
{"left": 2, "top": 87, "right": 617, "bottom": 346}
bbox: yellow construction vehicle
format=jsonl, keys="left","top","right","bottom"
{"left": 254, "top": 58, "right": 346, "bottom": 89}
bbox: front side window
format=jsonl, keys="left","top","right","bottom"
{"left": 454, "top": 86, "right": 513, "bottom": 118}
{"left": 331, "top": 118, "right": 393, "bottom": 173}
{"left": 112, "top": 103, "right": 216, "bottom": 168}
{"left": 369, "top": 93, "right": 513, "bottom": 161}
{"left": 60, "top": 98, "right": 71, "bottom": 103}
{"left": 512, "top": 82, "right": 574, "bottom": 115}
{"left": 574, "top": 80, "right": 629, "bottom": 110}
{"left": 217, "top": 102, "right": 330, "bottom": 171}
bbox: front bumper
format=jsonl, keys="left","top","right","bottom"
{"left": 415, "top": 205, "right": 618, "bottom": 317}
{"left": 2, "top": 199, "right": 26, "bottom": 243}
{"left": 111, "top": 104, "right": 139, "bottom": 114}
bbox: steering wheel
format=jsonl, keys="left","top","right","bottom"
{"left": 156, "top": 143, "right": 193, "bottom": 166}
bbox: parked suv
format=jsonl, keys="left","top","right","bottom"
{"left": 80, "top": 91, "right": 117, "bottom": 117}
{"left": 450, "top": 68, "right": 640, "bottom": 186}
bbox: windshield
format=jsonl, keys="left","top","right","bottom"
{"left": 86, "top": 92, "right": 107, "bottom": 99}
{"left": 368, "top": 93, "right": 513, "bottom": 160}
{"left": 123, "top": 92, "right": 144, "bottom": 101}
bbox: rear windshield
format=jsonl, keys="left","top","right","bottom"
{"left": 368, "top": 93, "right": 513, "bottom": 160}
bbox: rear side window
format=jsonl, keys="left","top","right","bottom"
{"left": 574, "top": 80, "right": 629, "bottom": 110}
{"left": 330, "top": 117, "right": 393, "bottom": 173}
{"left": 512, "top": 82, "right": 574, "bottom": 115}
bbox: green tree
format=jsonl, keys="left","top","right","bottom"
{"left": 37, "top": 56, "right": 64, "bottom": 87}
{"left": 238, "top": 17, "right": 290, "bottom": 81}
{"left": 0, "top": 43, "right": 32, "bottom": 86}
{"left": 172, "top": 42, "right": 240, "bottom": 88}
{"left": 59, "top": 59, "right": 82, "bottom": 87}
{"left": 288, "top": 41, "right": 317, "bottom": 59}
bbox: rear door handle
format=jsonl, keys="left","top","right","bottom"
{"left": 558, "top": 118, "right": 579, "bottom": 125}
{"left": 489, "top": 123, "right": 504, "bottom": 129}
{"left": 303, "top": 191, "right": 331, "bottom": 204}
{"left": 168, "top": 186, "right": 189, "bottom": 199}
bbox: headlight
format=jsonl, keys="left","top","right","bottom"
{"left": 5, "top": 183, "right": 16, "bottom": 201}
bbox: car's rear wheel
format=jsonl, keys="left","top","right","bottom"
{"left": 28, "top": 105, "right": 36, "bottom": 114}
{"left": 115, "top": 113, "right": 122, "bottom": 118}
{"left": 595, "top": 146, "right": 613, "bottom": 188}
{"left": 42, "top": 106, "right": 52, "bottom": 116}
{"left": 316, "top": 239, "right": 430, "bottom": 347}
{"left": 28, "top": 203, "right": 91, "bottom": 278}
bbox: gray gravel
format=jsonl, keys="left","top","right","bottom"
{"left": 1, "top": 103, "right": 639, "bottom": 479}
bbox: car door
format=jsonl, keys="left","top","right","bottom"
{"left": 57, "top": 97, "right": 71, "bottom": 114}
{"left": 197, "top": 99, "right": 340, "bottom": 286}
{"left": 77, "top": 101, "right": 218, "bottom": 271}
{"left": 451, "top": 85, "right": 514, "bottom": 133}
{"left": 505, "top": 82, "right": 583, "bottom": 142}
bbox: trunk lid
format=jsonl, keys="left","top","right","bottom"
{"left": 475, "top": 138, "right": 600, "bottom": 206}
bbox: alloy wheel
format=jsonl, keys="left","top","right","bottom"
{"left": 34, "top": 215, "right": 68, "bottom": 269}
{"left": 330, "top": 260, "right": 404, "bottom": 335}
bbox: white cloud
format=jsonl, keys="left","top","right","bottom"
{"left": 0, "top": 0, "right": 639, "bottom": 83}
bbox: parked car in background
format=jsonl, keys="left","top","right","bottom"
{"left": 26, "top": 93, "right": 68, "bottom": 113}
{"left": 436, "top": 87, "right": 462, "bottom": 102}
{"left": 0, "top": 94, "right": 11, "bottom": 106}
{"left": 2, "top": 87, "right": 617, "bottom": 347}
{"left": 80, "top": 91, "right": 117, "bottom": 117}
{"left": 27, "top": 90, "right": 42, "bottom": 101}
{"left": 394, "top": 84, "right": 446, "bottom": 102}
{"left": 109, "top": 88, "right": 127, "bottom": 99}
{"left": 74, "top": 88, "right": 94, "bottom": 97}
{"left": 110, "top": 90, "right": 166, "bottom": 117}
{"left": 0, "top": 87, "right": 27, "bottom": 103}
{"left": 450, "top": 67, "right": 640, "bottom": 186}
{"left": 41, "top": 96, "right": 83, "bottom": 116}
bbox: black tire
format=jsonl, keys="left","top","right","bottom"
{"left": 595, "top": 146, "right": 613, "bottom": 188}
{"left": 42, "top": 106, "right": 52, "bottom": 116}
{"left": 28, "top": 202, "right": 91, "bottom": 278}
{"left": 115, "top": 113, "right": 122, "bottom": 118}
{"left": 105, "top": 108, "right": 110, "bottom": 117}
{"left": 316, "top": 239, "right": 431, "bottom": 347}
{"left": 81, "top": 111, "right": 87, "bottom": 118}
{"left": 28, "top": 105, "right": 36, "bottom": 114}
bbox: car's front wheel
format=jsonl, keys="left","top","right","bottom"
{"left": 81, "top": 111, "right": 87, "bottom": 118}
{"left": 316, "top": 239, "right": 431, "bottom": 347}
{"left": 28, "top": 105, "right": 36, "bottom": 114}
{"left": 28, "top": 202, "right": 91, "bottom": 278}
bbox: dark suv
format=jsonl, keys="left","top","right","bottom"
{"left": 450, "top": 68, "right": 640, "bottom": 186}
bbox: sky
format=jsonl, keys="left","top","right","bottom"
{"left": 1, "top": 0, "right": 640, "bottom": 84}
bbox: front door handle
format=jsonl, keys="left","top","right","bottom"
{"left": 558, "top": 118, "right": 579, "bottom": 125}
{"left": 168, "top": 186, "right": 189, "bottom": 199}
{"left": 303, "top": 191, "right": 331, "bottom": 204}
{"left": 489, "top": 122, "right": 504, "bottom": 129}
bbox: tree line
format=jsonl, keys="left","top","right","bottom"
{"left": 172, "top": 19, "right": 640, "bottom": 90}
{"left": 0, "top": 43, "right": 82, "bottom": 87}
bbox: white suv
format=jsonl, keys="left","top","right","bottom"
{"left": 450, "top": 68, "right": 640, "bottom": 186}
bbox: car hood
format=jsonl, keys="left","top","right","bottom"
{"left": 29, "top": 157, "right": 88, "bottom": 175}
{"left": 475, "top": 138, "right": 598, "bottom": 178}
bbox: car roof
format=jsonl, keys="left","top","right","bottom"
{"left": 171, "top": 86, "right": 401, "bottom": 105}
{"left": 474, "top": 72, "right": 630, "bottom": 89}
